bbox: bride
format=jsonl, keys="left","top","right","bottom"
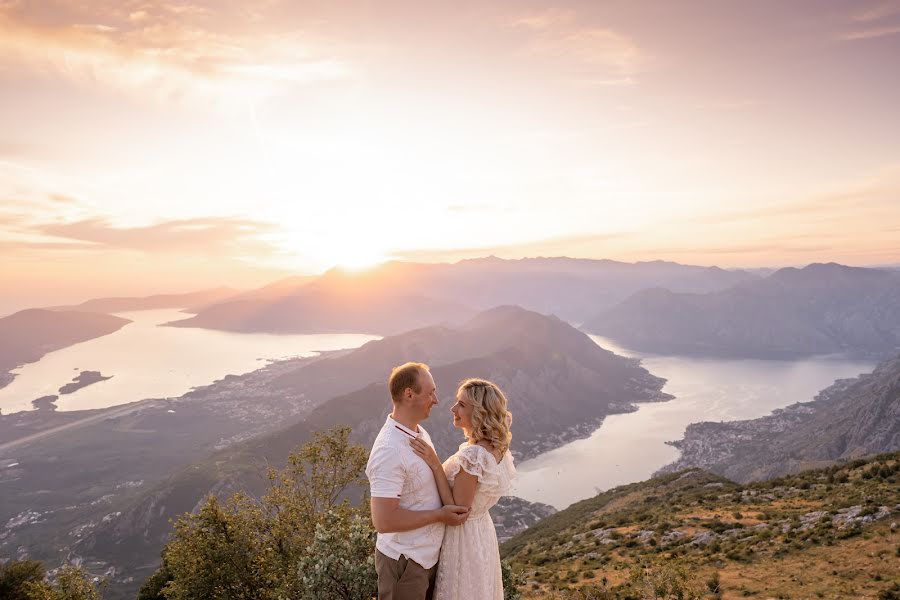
{"left": 409, "top": 378, "right": 516, "bottom": 600}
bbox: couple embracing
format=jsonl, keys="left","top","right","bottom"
{"left": 366, "top": 362, "right": 517, "bottom": 600}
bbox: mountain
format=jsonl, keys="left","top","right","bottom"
{"left": 501, "top": 452, "right": 900, "bottom": 598}
{"left": 165, "top": 257, "right": 755, "bottom": 334}
{"left": 164, "top": 287, "right": 476, "bottom": 335}
{"left": 47, "top": 287, "right": 239, "bottom": 313}
{"left": 0, "top": 307, "right": 669, "bottom": 598}
{"left": 661, "top": 354, "right": 900, "bottom": 482}
{"left": 583, "top": 263, "right": 900, "bottom": 359}
{"left": 0, "top": 310, "right": 131, "bottom": 392}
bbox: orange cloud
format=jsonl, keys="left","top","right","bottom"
{"left": 0, "top": 2, "right": 352, "bottom": 110}
{"left": 36, "top": 216, "right": 283, "bottom": 257}
{"left": 508, "top": 9, "right": 577, "bottom": 31}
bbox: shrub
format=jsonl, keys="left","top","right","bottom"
{"left": 22, "top": 565, "right": 106, "bottom": 600}
{"left": 0, "top": 560, "right": 46, "bottom": 600}
{"left": 154, "top": 426, "right": 375, "bottom": 600}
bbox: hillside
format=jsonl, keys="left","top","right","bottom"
{"left": 0, "top": 307, "right": 667, "bottom": 599}
{"left": 80, "top": 308, "right": 670, "bottom": 593}
{"left": 501, "top": 453, "right": 900, "bottom": 599}
{"left": 661, "top": 354, "right": 900, "bottom": 482}
{"left": 165, "top": 257, "right": 754, "bottom": 334}
{"left": 583, "top": 263, "right": 900, "bottom": 359}
{"left": 0, "top": 310, "right": 131, "bottom": 393}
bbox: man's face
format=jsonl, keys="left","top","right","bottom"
{"left": 409, "top": 370, "right": 438, "bottom": 420}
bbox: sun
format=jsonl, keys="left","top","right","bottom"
{"left": 330, "top": 247, "right": 387, "bottom": 272}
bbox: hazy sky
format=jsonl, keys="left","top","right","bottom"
{"left": 1, "top": 0, "right": 899, "bottom": 312}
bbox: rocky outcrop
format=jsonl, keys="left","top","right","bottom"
{"left": 491, "top": 496, "right": 557, "bottom": 543}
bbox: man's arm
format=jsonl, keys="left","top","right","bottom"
{"left": 370, "top": 497, "right": 469, "bottom": 534}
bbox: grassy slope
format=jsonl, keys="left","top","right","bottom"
{"left": 502, "top": 452, "right": 900, "bottom": 599}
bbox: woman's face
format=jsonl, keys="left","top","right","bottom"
{"left": 450, "top": 389, "right": 474, "bottom": 431}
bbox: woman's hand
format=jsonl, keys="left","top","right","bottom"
{"left": 409, "top": 437, "right": 442, "bottom": 471}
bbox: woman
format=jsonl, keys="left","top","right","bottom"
{"left": 409, "top": 378, "right": 516, "bottom": 600}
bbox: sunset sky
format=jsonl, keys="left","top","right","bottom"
{"left": 1, "top": 0, "right": 899, "bottom": 314}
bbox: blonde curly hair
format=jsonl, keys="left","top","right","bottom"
{"left": 457, "top": 378, "right": 512, "bottom": 456}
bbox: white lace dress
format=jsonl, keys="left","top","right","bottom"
{"left": 433, "top": 443, "right": 517, "bottom": 600}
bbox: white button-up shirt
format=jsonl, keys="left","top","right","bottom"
{"left": 366, "top": 415, "right": 445, "bottom": 569}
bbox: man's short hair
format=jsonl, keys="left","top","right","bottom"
{"left": 389, "top": 362, "right": 430, "bottom": 403}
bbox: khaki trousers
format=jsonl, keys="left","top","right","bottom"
{"left": 375, "top": 548, "right": 437, "bottom": 600}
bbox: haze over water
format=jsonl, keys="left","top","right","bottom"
{"left": 0, "top": 309, "right": 379, "bottom": 414}
{"left": 513, "top": 335, "right": 876, "bottom": 509}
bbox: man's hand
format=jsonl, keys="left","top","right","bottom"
{"left": 439, "top": 504, "right": 470, "bottom": 526}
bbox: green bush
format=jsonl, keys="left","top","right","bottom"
{"left": 153, "top": 426, "right": 376, "bottom": 600}
{"left": 0, "top": 560, "right": 45, "bottom": 600}
{"left": 501, "top": 560, "right": 524, "bottom": 600}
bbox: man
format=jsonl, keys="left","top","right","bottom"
{"left": 366, "top": 362, "right": 470, "bottom": 600}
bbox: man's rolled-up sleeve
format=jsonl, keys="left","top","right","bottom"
{"left": 366, "top": 445, "right": 405, "bottom": 498}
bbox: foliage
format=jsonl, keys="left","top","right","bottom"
{"left": 502, "top": 560, "right": 524, "bottom": 600}
{"left": 22, "top": 565, "right": 106, "bottom": 600}
{"left": 136, "top": 557, "right": 171, "bottom": 600}
{"left": 0, "top": 560, "right": 46, "bottom": 600}
{"left": 155, "top": 426, "right": 376, "bottom": 600}
{"left": 296, "top": 510, "right": 377, "bottom": 600}
{"left": 628, "top": 562, "right": 704, "bottom": 600}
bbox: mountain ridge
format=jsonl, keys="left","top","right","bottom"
{"left": 583, "top": 263, "right": 900, "bottom": 359}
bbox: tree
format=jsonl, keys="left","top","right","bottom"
{"left": 296, "top": 510, "right": 377, "bottom": 599}
{"left": 0, "top": 560, "right": 46, "bottom": 600}
{"left": 156, "top": 426, "right": 376, "bottom": 600}
{"left": 22, "top": 565, "right": 105, "bottom": 600}
{"left": 136, "top": 556, "right": 172, "bottom": 600}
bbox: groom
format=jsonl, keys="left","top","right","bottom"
{"left": 366, "top": 362, "right": 470, "bottom": 600}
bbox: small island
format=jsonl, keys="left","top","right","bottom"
{"left": 32, "top": 395, "right": 59, "bottom": 411}
{"left": 58, "top": 370, "right": 113, "bottom": 395}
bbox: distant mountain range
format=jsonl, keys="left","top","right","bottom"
{"left": 163, "top": 257, "right": 755, "bottom": 334}
{"left": 661, "top": 353, "right": 900, "bottom": 482}
{"left": 0, "top": 306, "right": 669, "bottom": 599}
{"left": 583, "top": 263, "right": 900, "bottom": 359}
{"left": 47, "top": 287, "right": 238, "bottom": 313}
{"left": 0, "top": 309, "right": 131, "bottom": 393}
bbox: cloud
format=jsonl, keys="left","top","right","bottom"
{"left": 639, "top": 242, "right": 835, "bottom": 257}
{"left": 508, "top": 9, "right": 646, "bottom": 85}
{"left": 694, "top": 163, "right": 900, "bottom": 227}
{"left": 851, "top": 2, "right": 900, "bottom": 22}
{"left": 837, "top": 25, "right": 900, "bottom": 41}
{"left": 837, "top": 2, "right": 900, "bottom": 41}
{"left": 508, "top": 9, "right": 576, "bottom": 31}
{"left": 0, "top": 2, "right": 353, "bottom": 110}
{"left": 36, "top": 216, "right": 283, "bottom": 256}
